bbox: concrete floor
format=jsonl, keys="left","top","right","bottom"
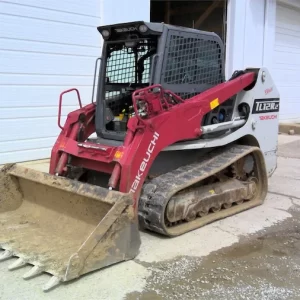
{"left": 1, "top": 134, "right": 300, "bottom": 299}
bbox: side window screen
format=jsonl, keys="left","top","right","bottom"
{"left": 103, "top": 38, "right": 157, "bottom": 120}
{"left": 105, "top": 40, "right": 155, "bottom": 102}
{"left": 163, "top": 35, "right": 223, "bottom": 86}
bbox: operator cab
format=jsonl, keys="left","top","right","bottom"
{"left": 95, "top": 21, "right": 225, "bottom": 142}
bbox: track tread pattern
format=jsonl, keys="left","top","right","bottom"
{"left": 138, "top": 144, "right": 259, "bottom": 236}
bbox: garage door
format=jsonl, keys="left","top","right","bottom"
{"left": 0, "top": 0, "right": 101, "bottom": 164}
{"left": 273, "top": 2, "right": 300, "bottom": 122}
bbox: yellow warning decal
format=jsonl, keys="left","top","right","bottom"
{"left": 210, "top": 98, "right": 219, "bottom": 110}
{"left": 59, "top": 141, "right": 66, "bottom": 149}
{"left": 114, "top": 151, "right": 123, "bottom": 159}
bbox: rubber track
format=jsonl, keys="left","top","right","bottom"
{"left": 138, "top": 144, "right": 265, "bottom": 237}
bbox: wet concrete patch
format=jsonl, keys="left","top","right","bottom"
{"left": 127, "top": 207, "right": 300, "bottom": 300}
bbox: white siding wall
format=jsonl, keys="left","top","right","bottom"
{"left": 225, "top": 0, "right": 276, "bottom": 78}
{"left": 273, "top": 2, "right": 300, "bottom": 122}
{"left": 0, "top": 0, "right": 151, "bottom": 164}
{"left": 102, "top": 0, "right": 150, "bottom": 25}
{"left": 226, "top": 0, "right": 300, "bottom": 122}
{"left": 0, "top": 0, "right": 102, "bottom": 164}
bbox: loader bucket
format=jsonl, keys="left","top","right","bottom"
{"left": 0, "top": 164, "right": 141, "bottom": 291}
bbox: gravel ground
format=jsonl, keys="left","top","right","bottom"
{"left": 126, "top": 206, "right": 300, "bottom": 300}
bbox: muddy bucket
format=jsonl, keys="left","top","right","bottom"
{"left": 0, "top": 164, "right": 141, "bottom": 291}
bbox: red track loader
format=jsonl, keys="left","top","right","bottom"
{"left": 0, "top": 21, "right": 279, "bottom": 291}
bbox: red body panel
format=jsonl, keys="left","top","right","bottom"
{"left": 50, "top": 72, "right": 256, "bottom": 208}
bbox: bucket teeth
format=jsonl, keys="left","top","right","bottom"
{"left": 23, "top": 265, "right": 43, "bottom": 279}
{"left": 0, "top": 250, "right": 13, "bottom": 261}
{"left": 8, "top": 258, "right": 26, "bottom": 270}
{"left": 43, "top": 276, "right": 61, "bottom": 292}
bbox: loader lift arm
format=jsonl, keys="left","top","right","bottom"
{"left": 50, "top": 71, "right": 257, "bottom": 208}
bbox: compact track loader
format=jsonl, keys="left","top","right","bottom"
{"left": 0, "top": 21, "right": 279, "bottom": 291}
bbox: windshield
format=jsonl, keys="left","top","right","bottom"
{"left": 104, "top": 38, "right": 157, "bottom": 101}
{"left": 101, "top": 37, "right": 157, "bottom": 133}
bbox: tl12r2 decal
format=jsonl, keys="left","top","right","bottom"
{"left": 252, "top": 98, "right": 280, "bottom": 114}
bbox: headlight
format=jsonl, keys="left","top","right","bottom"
{"left": 138, "top": 24, "right": 148, "bottom": 33}
{"left": 101, "top": 29, "right": 110, "bottom": 38}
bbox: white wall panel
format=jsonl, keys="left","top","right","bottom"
{"left": 225, "top": 0, "right": 272, "bottom": 78}
{"left": 0, "top": 74, "right": 95, "bottom": 86}
{"left": 1, "top": 14, "right": 99, "bottom": 46}
{"left": 2, "top": 0, "right": 100, "bottom": 16}
{"left": 273, "top": 2, "right": 300, "bottom": 122}
{"left": 0, "top": 106, "right": 80, "bottom": 119}
{"left": 225, "top": 0, "right": 300, "bottom": 122}
{"left": 0, "top": 117, "right": 65, "bottom": 141}
{"left": 0, "top": 86, "right": 93, "bottom": 107}
{"left": 102, "top": 0, "right": 150, "bottom": 25}
{"left": 1, "top": 51, "right": 97, "bottom": 74}
{"left": 0, "top": 0, "right": 102, "bottom": 164}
